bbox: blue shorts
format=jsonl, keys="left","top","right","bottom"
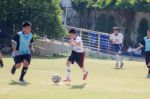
{"left": 14, "top": 54, "right": 31, "bottom": 65}
{"left": 112, "top": 44, "right": 122, "bottom": 53}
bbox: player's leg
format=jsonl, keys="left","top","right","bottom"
{"left": 19, "top": 54, "right": 31, "bottom": 82}
{"left": 112, "top": 44, "right": 119, "bottom": 68}
{"left": 64, "top": 51, "right": 75, "bottom": 82}
{"left": 76, "top": 52, "right": 88, "bottom": 80}
{"left": 119, "top": 45, "right": 124, "bottom": 68}
{"left": 115, "top": 53, "right": 119, "bottom": 68}
{"left": 116, "top": 53, "right": 124, "bottom": 68}
{"left": 63, "top": 61, "right": 72, "bottom": 82}
{"left": 11, "top": 56, "right": 23, "bottom": 74}
{"left": 146, "top": 63, "right": 150, "bottom": 78}
{"left": 0, "top": 52, "right": 4, "bottom": 67}
{"left": 145, "top": 52, "right": 150, "bottom": 78}
{"left": 115, "top": 45, "right": 124, "bottom": 69}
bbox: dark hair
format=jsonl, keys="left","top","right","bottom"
{"left": 22, "top": 21, "right": 32, "bottom": 27}
{"left": 148, "top": 29, "right": 150, "bottom": 32}
{"left": 69, "top": 29, "right": 76, "bottom": 34}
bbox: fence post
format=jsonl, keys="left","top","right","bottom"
{"left": 61, "top": 36, "right": 64, "bottom": 56}
{"left": 98, "top": 33, "right": 100, "bottom": 53}
{"left": 80, "top": 30, "right": 82, "bottom": 37}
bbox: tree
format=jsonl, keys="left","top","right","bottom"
{"left": 0, "top": 0, "right": 64, "bottom": 43}
{"left": 137, "top": 18, "right": 149, "bottom": 42}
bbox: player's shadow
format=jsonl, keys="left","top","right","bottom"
{"left": 9, "top": 80, "right": 31, "bottom": 86}
{"left": 111, "top": 67, "right": 125, "bottom": 70}
{"left": 69, "top": 83, "right": 87, "bottom": 89}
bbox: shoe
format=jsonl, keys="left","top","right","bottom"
{"left": 11, "top": 65, "right": 16, "bottom": 75}
{"left": 147, "top": 74, "right": 150, "bottom": 78}
{"left": 0, "top": 62, "right": 4, "bottom": 68}
{"left": 19, "top": 78, "right": 27, "bottom": 83}
{"left": 0, "top": 64, "right": 3, "bottom": 68}
{"left": 83, "top": 71, "right": 88, "bottom": 80}
{"left": 120, "top": 63, "right": 124, "bottom": 68}
{"left": 63, "top": 77, "right": 71, "bottom": 82}
{"left": 115, "top": 63, "right": 118, "bottom": 69}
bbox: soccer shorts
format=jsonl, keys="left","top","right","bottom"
{"left": 111, "top": 44, "right": 122, "bottom": 53}
{"left": 145, "top": 51, "right": 150, "bottom": 65}
{"left": 68, "top": 51, "right": 85, "bottom": 68}
{"left": 14, "top": 54, "right": 31, "bottom": 65}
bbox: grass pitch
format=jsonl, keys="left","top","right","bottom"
{"left": 0, "top": 57, "right": 150, "bottom": 99}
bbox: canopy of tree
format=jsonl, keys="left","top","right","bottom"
{"left": 0, "top": 0, "right": 63, "bottom": 39}
{"left": 72, "top": 0, "right": 150, "bottom": 11}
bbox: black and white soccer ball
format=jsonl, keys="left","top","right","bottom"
{"left": 52, "top": 74, "right": 61, "bottom": 84}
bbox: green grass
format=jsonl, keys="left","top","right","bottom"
{"left": 0, "top": 57, "right": 150, "bottom": 99}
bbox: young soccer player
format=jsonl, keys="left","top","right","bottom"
{"left": 63, "top": 29, "right": 88, "bottom": 82}
{"left": 110, "top": 27, "right": 124, "bottom": 69}
{"left": 0, "top": 50, "right": 4, "bottom": 68}
{"left": 134, "top": 29, "right": 150, "bottom": 78}
{"left": 11, "top": 21, "right": 34, "bottom": 82}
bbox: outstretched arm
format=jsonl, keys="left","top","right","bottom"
{"left": 135, "top": 44, "right": 144, "bottom": 51}
{"left": 11, "top": 40, "right": 17, "bottom": 51}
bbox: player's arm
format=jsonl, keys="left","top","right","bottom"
{"left": 135, "top": 39, "right": 145, "bottom": 51}
{"left": 70, "top": 38, "right": 81, "bottom": 47}
{"left": 11, "top": 34, "right": 19, "bottom": 51}
{"left": 0, "top": 51, "right": 2, "bottom": 58}
{"left": 109, "top": 34, "right": 115, "bottom": 44}
{"left": 29, "top": 38, "right": 35, "bottom": 52}
{"left": 121, "top": 34, "right": 124, "bottom": 47}
{"left": 11, "top": 34, "right": 19, "bottom": 56}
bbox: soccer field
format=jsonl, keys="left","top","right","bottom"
{"left": 0, "top": 57, "right": 150, "bottom": 99}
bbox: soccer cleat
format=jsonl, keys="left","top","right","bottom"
{"left": 147, "top": 74, "right": 150, "bottom": 78}
{"left": 0, "top": 61, "right": 4, "bottom": 68}
{"left": 63, "top": 77, "right": 71, "bottom": 82}
{"left": 11, "top": 65, "right": 16, "bottom": 75}
{"left": 115, "top": 63, "right": 119, "bottom": 69}
{"left": 1, "top": 64, "right": 4, "bottom": 68}
{"left": 120, "top": 63, "right": 124, "bottom": 68}
{"left": 83, "top": 71, "right": 88, "bottom": 80}
{"left": 19, "top": 78, "right": 27, "bottom": 83}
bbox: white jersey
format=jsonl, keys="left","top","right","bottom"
{"left": 72, "top": 36, "right": 84, "bottom": 53}
{"left": 110, "top": 33, "right": 124, "bottom": 44}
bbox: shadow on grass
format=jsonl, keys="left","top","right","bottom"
{"left": 9, "top": 80, "right": 31, "bottom": 86}
{"left": 69, "top": 83, "right": 87, "bottom": 89}
{"left": 111, "top": 67, "right": 125, "bottom": 70}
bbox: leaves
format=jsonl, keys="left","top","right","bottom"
{"left": 72, "top": 0, "right": 150, "bottom": 11}
{"left": 0, "top": 0, "right": 64, "bottom": 38}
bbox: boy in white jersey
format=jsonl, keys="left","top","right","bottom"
{"left": 63, "top": 29, "right": 88, "bottom": 82}
{"left": 110, "top": 27, "right": 124, "bottom": 69}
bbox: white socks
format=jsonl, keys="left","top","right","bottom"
{"left": 116, "top": 54, "right": 123, "bottom": 66}
{"left": 66, "top": 66, "right": 71, "bottom": 79}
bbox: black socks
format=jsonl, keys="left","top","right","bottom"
{"left": 19, "top": 67, "right": 28, "bottom": 81}
{"left": 0, "top": 59, "right": 4, "bottom": 67}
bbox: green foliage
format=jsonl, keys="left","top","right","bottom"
{"left": 137, "top": 18, "right": 149, "bottom": 42}
{"left": 72, "top": 0, "right": 150, "bottom": 11}
{"left": 0, "top": 0, "right": 64, "bottom": 39}
{"left": 95, "top": 14, "right": 116, "bottom": 33}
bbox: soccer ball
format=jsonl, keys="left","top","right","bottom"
{"left": 52, "top": 74, "right": 61, "bottom": 84}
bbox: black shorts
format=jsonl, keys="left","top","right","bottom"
{"left": 145, "top": 51, "right": 150, "bottom": 65}
{"left": 68, "top": 51, "right": 85, "bottom": 68}
{"left": 111, "top": 44, "right": 122, "bottom": 53}
{"left": 14, "top": 54, "right": 31, "bottom": 65}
